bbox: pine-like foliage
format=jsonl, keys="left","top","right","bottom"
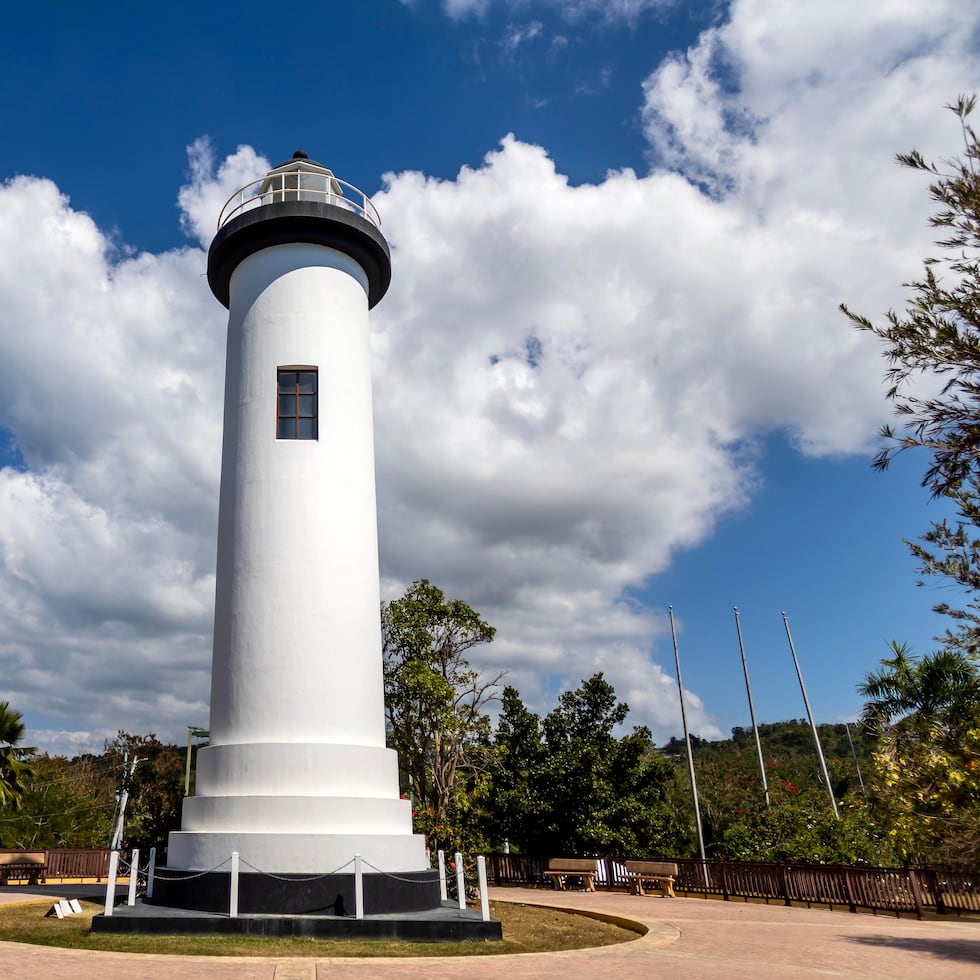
{"left": 842, "top": 95, "right": 980, "bottom": 653}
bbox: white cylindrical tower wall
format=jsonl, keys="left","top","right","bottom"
{"left": 209, "top": 242, "right": 386, "bottom": 748}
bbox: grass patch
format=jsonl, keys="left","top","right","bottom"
{"left": 0, "top": 899, "right": 641, "bottom": 957}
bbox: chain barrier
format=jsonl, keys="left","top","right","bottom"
{"left": 115, "top": 856, "right": 147, "bottom": 887}
{"left": 440, "top": 852, "right": 485, "bottom": 903}
{"left": 362, "top": 858, "right": 436, "bottom": 884}
{"left": 238, "top": 856, "right": 355, "bottom": 882}
{"left": 149, "top": 856, "right": 232, "bottom": 881}
{"left": 106, "top": 848, "right": 491, "bottom": 922}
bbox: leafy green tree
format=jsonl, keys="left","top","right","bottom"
{"left": 858, "top": 641, "right": 979, "bottom": 734}
{"left": 0, "top": 701, "right": 36, "bottom": 812}
{"left": 842, "top": 95, "right": 980, "bottom": 653}
{"left": 858, "top": 645, "right": 980, "bottom": 868}
{"left": 382, "top": 579, "right": 501, "bottom": 852}
{"left": 869, "top": 724, "right": 980, "bottom": 869}
{"left": 102, "top": 732, "right": 185, "bottom": 853}
{"left": 663, "top": 721, "right": 880, "bottom": 862}
{"left": 0, "top": 754, "right": 115, "bottom": 848}
{"left": 717, "top": 784, "right": 888, "bottom": 865}
{"left": 491, "top": 674, "right": 682, "bottom": 856}
{"left": 483, "top": 685, "right": 545, "bottom": 851}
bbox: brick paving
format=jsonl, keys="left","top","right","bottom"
{"left": 1, "top": 883, "right": 979, "bottom": 978}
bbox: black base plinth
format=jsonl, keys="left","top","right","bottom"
{"left": 92, "top": 898, "right": 503, "bottom": 942}
{"left": 150, "top": 869, "right": 440, "bottom": 915}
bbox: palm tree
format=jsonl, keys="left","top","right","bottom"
{"left": 0, "top": 701, "right": 36, "bottom": 810}
{"left": 858, "top": 642, "right": 980, "bottom": 736}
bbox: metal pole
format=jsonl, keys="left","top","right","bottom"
{"left": 669, "top": 606, "right": 708, "bottom": 880}
{"left": 734, "top": 607, "right": 770, "bottom": 808}
{"left": 110, "top": 755, "right": 139, "bottom": 850}
{"left": 185, "top": 728, "right": 193, "bottom": 797}
{"left": 845, "top": 722, "right": 868, "bottom": 803}
{"left": 782, "top": 612, "right": 839, "bottom": 819}
{"left": 184, "top": 727, "right": 208, "bottom": 797}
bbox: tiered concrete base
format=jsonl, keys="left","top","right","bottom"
{"left": 149, "top": 869, "right": 440, "bottom": 915}
{"left": 92, "top": 892, "right": 502, "bottom": 942}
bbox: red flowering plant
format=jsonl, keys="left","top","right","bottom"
{"left": 717, "top": 778, "right": 888, "bottom": 864}
{"left": 409, "top": 775, "right": 493, "bottom": 856}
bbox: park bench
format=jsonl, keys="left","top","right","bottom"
{"left": 0, "top": 850, "right": 47, "bottom": 885}
{"left": 543, "top": 857, "right": 597, "bottom": 892}
{"left": 623, "top": 860, "right": 678, "bottom": 897}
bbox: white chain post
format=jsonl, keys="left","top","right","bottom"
{"left": 477, "top": 855, "right": 490, "bottom": 922}
{"left": 146, "top": 846, "right": 156, "bottom": 900}
{"left": 437, "top": 849, "right": 447, "bottom": 901}
{"left": 354, "top": 853, "right": 364, "bottom": 920}
{"left": 127, "top": 847, "right": 140, "bottom": 905}
{"left": 104, "top": 850, "right": 119, "bottom": 916}
{"left": 454, "top": 851, "right": 466, "bottom": 911}
{"left": 229, "top": 851, "right": 240, "bottom": 918}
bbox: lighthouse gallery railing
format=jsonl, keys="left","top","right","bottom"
{"left": 218, "top": 173, "right": 381, "bottom": 231}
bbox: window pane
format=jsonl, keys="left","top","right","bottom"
{"left": 298, "top": 417, "right": 316, "bottom": 439}
{"left": 298, "top": 394, "right": 315, "bottom": 416}
{"left": 279, "top": 394, "right": 296, "bottom": 415}
{"left": 278, "top": 371, "right": 297, "bottom": 391}
{"left": 298, "top": 372, "right": 317, "bottom": 393}
{"left": 278, "top": 418, "right": 295, "bottom": 439}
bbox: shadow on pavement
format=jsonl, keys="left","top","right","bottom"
{"left": 847, "top": 933, "right": 980, "bottom": 967}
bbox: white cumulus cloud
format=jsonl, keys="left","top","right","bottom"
{"left": 1, "top": 0, "right": 978, "bottom": 752}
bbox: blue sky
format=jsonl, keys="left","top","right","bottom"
{"left": 0, "top": 0, "right": 977, "bottom": 755}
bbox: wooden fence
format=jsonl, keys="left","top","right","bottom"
{"left": 483, "top": 853, "right": 980, "bottom": 918}
{"left": 0, "top": 848, "right": 112, "bottom": 882}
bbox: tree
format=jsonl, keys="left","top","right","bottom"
{"left": 0, "top": 754, "right": 115, "bottom": 848}
{"left": 102, "top": 732, "right": 185, "bottom": 852}
{"left": 483, "top": 685, "right": 546, "bottom": 850}
{"left": 858, "top": 641, "right": 979, "bottom": 734}
{"left": 665, "top": 721, "right": 883, "bottom": 863}
{"left": 491, "top": 674, "right": 682, "bottom": 856}
{"left": 0, "top": 701, "right": 36, "bottom": 811}
{"left": 842, "top": 95, "right": 980, "bottom": 652}
{"left": 857, "top": 645, "right": 980, "bottom": 868}
{"left": 382, "top": 579, "right": 501, "bottom": 852}
{"left": 869, "top": 723, "right": 980, "bottom": 869}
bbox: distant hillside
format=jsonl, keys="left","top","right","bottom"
{"left": 659, "top": 719, "right": 877, "bottom": 859}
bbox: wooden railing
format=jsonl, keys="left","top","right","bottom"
{"left": 0, "top": 848, "right": 112, "bottom": 883}
{"left": 45, "top": 848, "right": 112, "bottom": 880}
{"left": 483, "top": 853, "right": 980, "bottom": 918}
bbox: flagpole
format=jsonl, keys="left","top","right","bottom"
{"left": 734, "top": 607, "right": 770, "bottom": 808}
{"left": 669, "top": 605, "right": 708, "bottom": 878}
{"left": 782, "top": 611, "right": 839, "bottom": 819}
{"left": 845, "top": 721, "right": 868, "bottom": 803}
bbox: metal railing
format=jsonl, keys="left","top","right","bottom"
{"left": 217, "top": 172, "right": 381, "bottom": 231}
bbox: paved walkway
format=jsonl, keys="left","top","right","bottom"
{"left": 1, "top": 884, "right": 979, "bottom": 978}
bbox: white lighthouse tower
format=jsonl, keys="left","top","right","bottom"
{"left": 159, "top": 152, "right": 436, "bottom": 916}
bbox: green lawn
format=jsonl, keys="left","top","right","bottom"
{"left": 0, "top": 898, "right": 643, "bottom": 957}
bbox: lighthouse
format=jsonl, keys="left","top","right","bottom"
{"left": 157, "top": 152, "right": 438, "bottom": 916}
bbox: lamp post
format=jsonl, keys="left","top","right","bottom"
{"left": 184, "top": 727, "right": 209, "bottom": 797}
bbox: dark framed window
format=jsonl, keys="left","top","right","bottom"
{"left": 277, "top": 369, "right": 318, "bottom": 439}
